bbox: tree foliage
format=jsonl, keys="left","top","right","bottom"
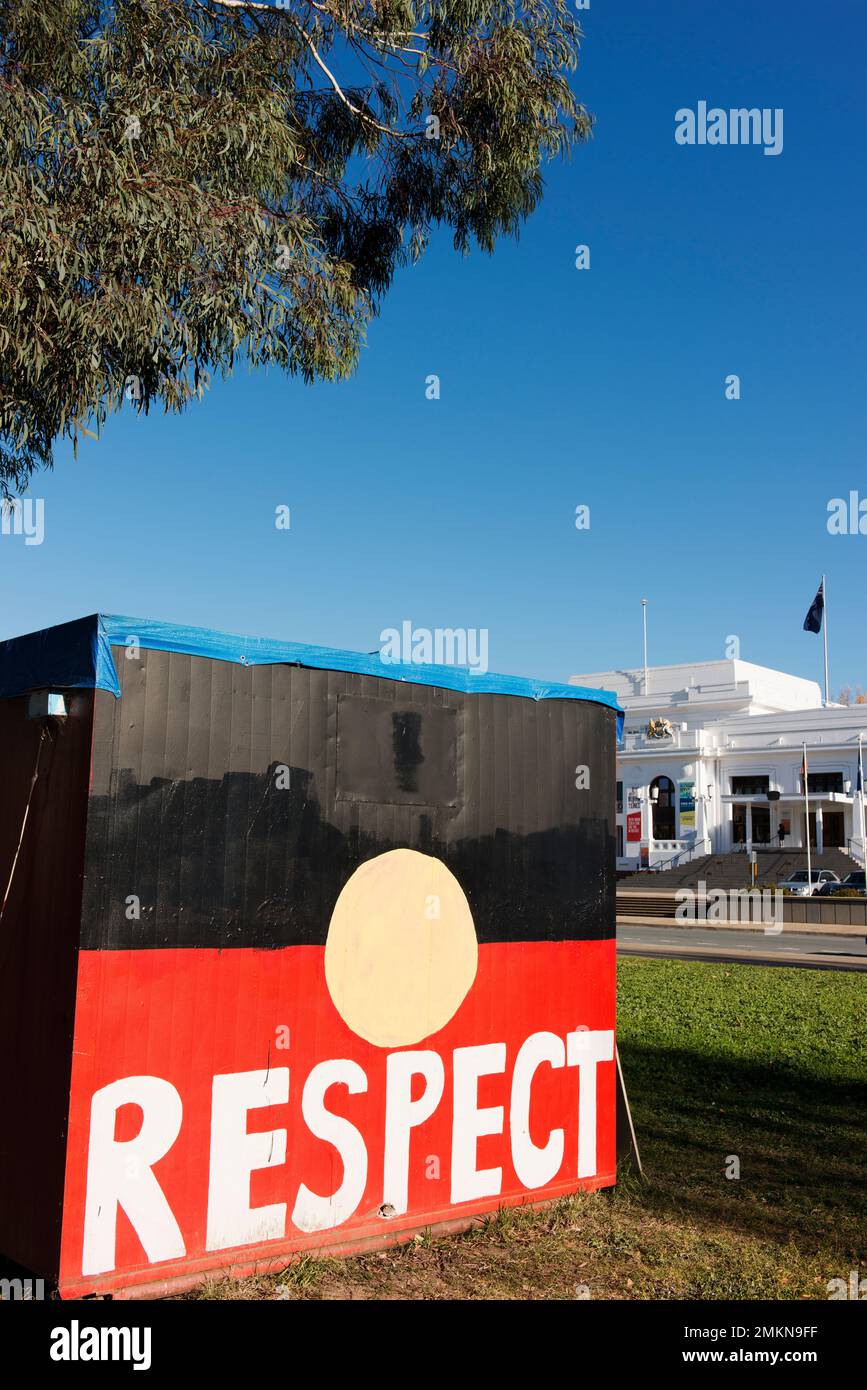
{"left": 0, "top": 0, "right": 590, "bottom": 489}
{"left": 837, "top": 686, "right": 867, "bottom": 706}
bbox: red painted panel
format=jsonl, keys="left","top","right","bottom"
{"left": 59, "top": 939, "right": 616, "bottom": 1297}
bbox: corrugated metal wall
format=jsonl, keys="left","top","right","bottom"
{"left": 81, "top": 649, "right": 616, "bottom": 951}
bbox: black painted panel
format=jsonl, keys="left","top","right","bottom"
{"left": 81, "top": 648, "right": 616, "bottom": 949}
{"left": 337, "top": 694, "right": 458, "bottom": 807}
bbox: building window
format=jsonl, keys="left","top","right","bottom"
{"left": 617, "top": 824, "right": 624, "bottom": 857}
{"left": 731, "top": 775, "right": 770, "bottom": 796}
{"left": 616, "top": 780, "right": 623, "bottom": 814}
{"left": 801, "top": 771, "right": 844, "bottom": 794}
{"left": 650, "top": 775, "right": 676, "bottom": 839}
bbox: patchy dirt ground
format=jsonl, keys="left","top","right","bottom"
{"left": 183, "top": 1180, "right": 855, "bottom": 1302}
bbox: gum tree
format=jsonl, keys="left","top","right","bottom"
{"left": 0, "top": 0, "right": 591, "bottom": 489}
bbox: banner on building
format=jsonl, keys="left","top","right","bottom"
{"left": 679, "top": 780, "right": 696, "bottom": 831}
{"left": 626, "top": 812, "right": 642, "bottom": 842}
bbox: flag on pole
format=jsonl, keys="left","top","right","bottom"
{"left": 803, "top": 580, "right": 824, "bottom": 634}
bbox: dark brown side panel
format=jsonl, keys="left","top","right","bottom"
{"left": 0, "top": 692, "right": 93, "bottom": 1277}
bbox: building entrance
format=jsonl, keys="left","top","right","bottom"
{"left": 752, "top": 807, "right": 770, "bottom": 843}
{"left": 732, "top": 803, "right": 771, "bottom": 845}
{"left": 824, "top": 811, "right": 845, "bottom": 848}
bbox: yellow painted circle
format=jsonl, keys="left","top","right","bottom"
{"left": 325, "top": 849, "right": 478, "bottom": 1048}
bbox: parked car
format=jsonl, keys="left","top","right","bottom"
{"left": 815, "top": 870, "right": 867, "bottom": 897}
{"left": 778, "top": 868, "right": 840, "bottom": 896}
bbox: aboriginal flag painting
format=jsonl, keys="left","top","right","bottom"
{"left": 0, "top": 616, "right": 621, "bottom": 1298}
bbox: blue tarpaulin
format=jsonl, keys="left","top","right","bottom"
{"left": 0, "top": 614, "right": 623, "bottom": 735}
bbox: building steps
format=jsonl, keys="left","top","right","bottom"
{"left": 616, "top": 893, "right": 678, "bottom": 918}
{"left": 617, "top": 849, "right": 854, "bottom": 892}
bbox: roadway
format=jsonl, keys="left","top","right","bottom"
{"left": 617, "top": 923, "right": 867, "bottom": 972}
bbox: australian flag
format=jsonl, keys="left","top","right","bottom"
{"left": 803, "top": 580, "right": 824, "bottom": 634}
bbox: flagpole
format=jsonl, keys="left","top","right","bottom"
{"left": 859, "top": 734, "right": 866, "bottom": 868}
{"left": 641, "top": 598, "right": 648, "bottom": 695}
{"left": 803, "top": 741, "right": 812, "bottom": 889}
{"left": 822, "top": 574, "right": 830, "bottom": 706}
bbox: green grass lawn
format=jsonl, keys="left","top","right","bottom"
{"left": 613, "top": 957, "right": 866, "bottom": 1298}
{"left": 188, "top": 959, "right": 867, "bottom": 1300}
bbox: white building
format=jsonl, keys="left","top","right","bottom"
{"left": 569, "top": 659, "right": 867, "bottom": 870}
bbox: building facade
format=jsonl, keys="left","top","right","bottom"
{"left": 569, "top": 659, "right": 867, "bottom": 870}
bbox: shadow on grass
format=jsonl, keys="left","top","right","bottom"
{"left": 619, "top": 1040, "right": 867, "bottom": 1256}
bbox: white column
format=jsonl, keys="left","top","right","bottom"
{"left": 746, "top": 803, "right": 753, "bottom": 850}
{"left": 639, "top": 778, "right": 650, "bottom": 866}
{"left": 815, "top": 804, "right": 824, "bottom": 855}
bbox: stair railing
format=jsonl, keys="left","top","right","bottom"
{"left": 644, "top": 837, "right": 711, "bottom": 874}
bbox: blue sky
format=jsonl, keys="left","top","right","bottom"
{"left": 4, "top": 0, "right": 866, "bottom": 693}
